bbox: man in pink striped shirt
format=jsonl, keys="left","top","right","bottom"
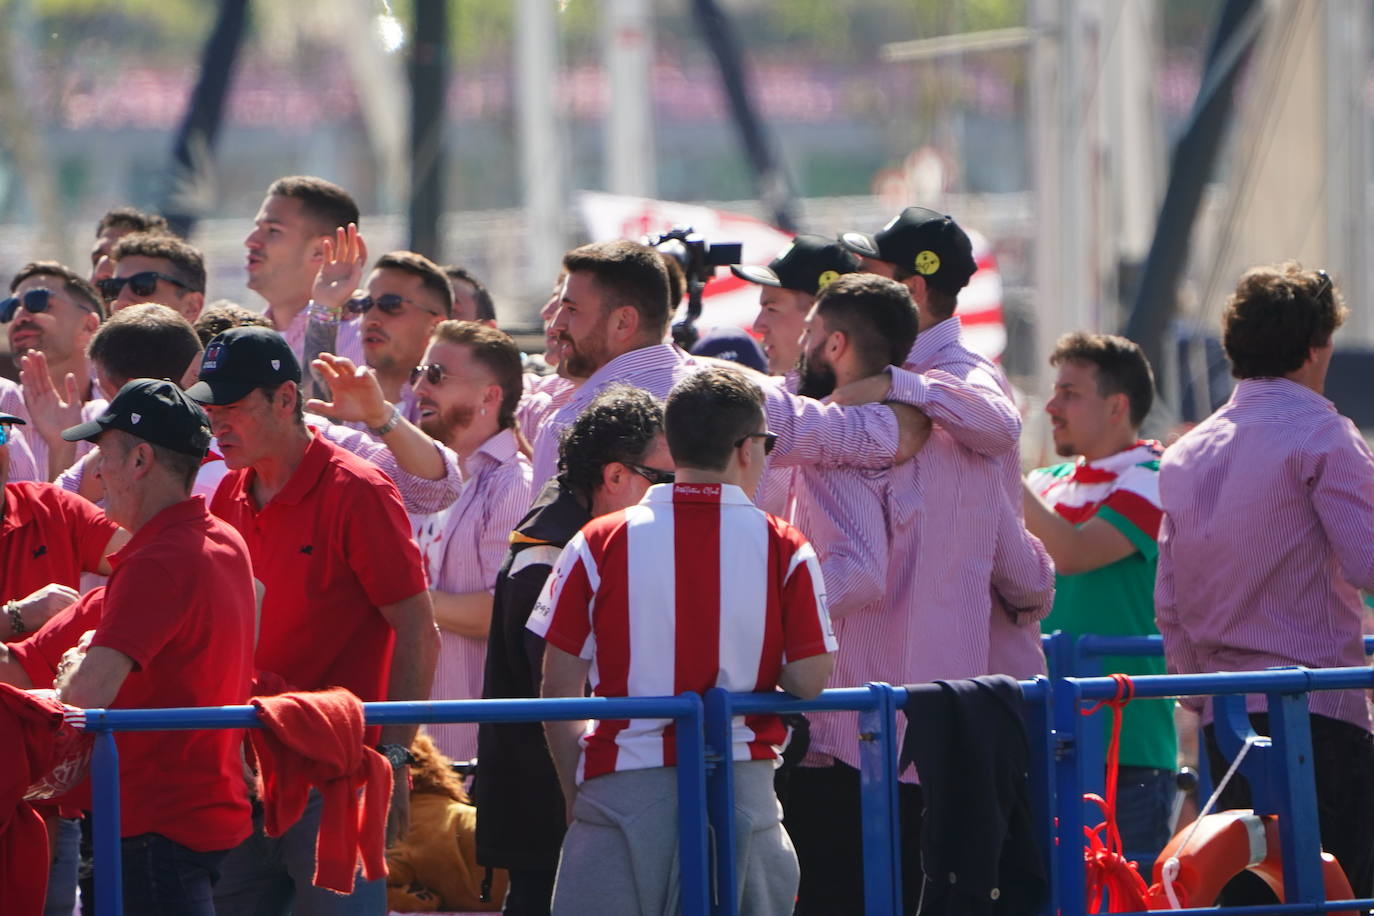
{"left": 529, "top": 240, "right": 934, "bottom": 495}
{"left": 1156, "top": 263, "right": 1374, "bottom": 901}
{"left": 531, "top": 368, "right": 836, "bottom": 916}
{"left": 783, "top": 274, "right": 1053, "bottom": 915}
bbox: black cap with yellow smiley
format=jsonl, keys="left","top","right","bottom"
{"left": 839, "top": 207, "right": 978, "bottom": 294}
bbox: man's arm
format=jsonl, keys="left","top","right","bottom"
{"left": 0, "top": 644, "right": 34, "bottom": 688}
{"left": 992, "top": 489, "right": 1055, "bottom": 621}
{"left": 376, "top": 590, "right": 441, "bottom": 750}
{"left": 301, "top": 223, "right": 368, "bottom": 401}
{"left": 56, "top": 645, "right": 133, "bottom": 708}
{"left": 777, "top": 653, "right": 834, "bottom": 700}
{"left": 1309, "top": 419, "right": 1374, "bottom": 591}
{"left": 1022, "top": 478, "right": 1135, "bottom": 575}
{"left": 92, "top": 528, "right": 132, "bottom": 577}
{"left": 540, "top": 644, "right": 591, "bottom": 818}
{"left": 431, "top": 590, "right": 494, "bottom": 639}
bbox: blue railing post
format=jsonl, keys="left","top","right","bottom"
{"left": 1073, "top": 637, "right": 1108, "bottom": 806}
{"left": 90, "top": 726, "right": 123, "bottom": 914}
{"left": 1052, "top": 673, "right": 1088, "bottom": 915}
{"left": 675, "top": 692, "right": 712, "bottom": 916}
{"left": 1019, "top": 678, "right": 1058, "bottom": 916}
{"left": 702, "top": 687, "right": 738, "bottom": 916}
{"left": 857, "top": 682, "right": 902, "bottom": 915}
{"left": 1266, "top": 688, "right": 1325, "bottom": 906}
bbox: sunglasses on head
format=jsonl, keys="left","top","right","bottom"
{"left": 626, "top": 462, "right": 675, "bottom": 486}
{"left": 735, "top": 431, "right": 778, "bottom": 455}
{"left": 96, "top": 271, "right": 194, "bottom": 303}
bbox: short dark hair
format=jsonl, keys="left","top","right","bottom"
{"left": 111, "top": 232, "right": 206, "bottom": 293}
{"left": 432, "top": 320, "right": 523, "bottom": 430}
{"left": 444, "top": 266, "right": 496, "bottom": 322}
{"left": 562, "top": 240, "right": 671, "bottom": 338}
{"left": 1222, "top": 263, "right": 1347, "bottom": 380}
{"left": 665, "top": 368, "right": 765, "bottom": 472}
{"left": 814, "top": 274, "right": 918, "bottom": 374}
{"left": 266, "top": 175, "right": 360, "bottom": 236}
{"left": 375, "top": 251, "right": 453, "bottom": 316}
{"left": 10, "top": 261, "right": 104, "bottom": 318}
{"left": 96, "top": 206, "right": 169, "bottom": 238}
{"left": 658, "top": 250, "right": 686, "bottom": 311}
{"left": 1050, "top": 332, "right": 1156, "bottom": 427}
{"left": 88, "top": 304, "right": 202, "bottom": 388}
{"left": 558, "top": 384, "right": 664, "bottom": 501}
{"left": 193, "top": 302, "right": 272, "bottom": 347}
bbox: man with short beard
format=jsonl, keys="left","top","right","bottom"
{"left": 530, "top": 240, "right": 934, "bottom": 495}
{"left": 784, "top": 275, "right": 1053, "bottom": 916}
{"left": 515, "top": 272, "right": 579, "bottom": 445}
{"left": 405, "top": 321, "right": 533, "bottom": 762}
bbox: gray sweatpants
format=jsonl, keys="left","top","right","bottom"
{"left": 551, "top": 759, "right": 798, "bottom": 916}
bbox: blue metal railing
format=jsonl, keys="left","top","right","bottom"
{"left": 77, "top": 653, "right": 1374, "bottom": 916}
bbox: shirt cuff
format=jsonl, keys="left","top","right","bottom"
{"left": 884, "top": 366, "right": 929, "bottom": 408}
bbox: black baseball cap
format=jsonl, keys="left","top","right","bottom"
{"left": 0, "top": 413, "right": 25, "bottom": 425}
{"left": 690, "top": 327, "right": 768, "bottom": 374}
{"left": 730, "top": 235, "right": 861, "bottom": 296}
{"left": 840, "top": 207, "right": 978, "bottom": 293}
{"left": 185, "top": 326, "right": 301, "bottom": 406}
{"left": 62, "top": 378, "right": 211, "bottom": 458}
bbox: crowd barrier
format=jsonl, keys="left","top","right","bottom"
{"left": 75, "top": 637, "right": 1374, "bottom": 916}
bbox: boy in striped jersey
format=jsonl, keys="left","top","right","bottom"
{"left": 1023, "top": 332, "right": 1174, "bottom": 854}
{"left": 530, "top": 368, "right": 835, "bottom": 916}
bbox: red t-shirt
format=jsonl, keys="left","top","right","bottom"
{"left": 0, "top": 482, "right": 119, "bottom": 607}
{"left": 209, "top": 430, "right": 428, "bottom": 743}
{"left": 10, "top": 497, "right": 255, "bottom": 851}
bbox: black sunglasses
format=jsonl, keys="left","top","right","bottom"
{"left": 0, "top": 288, "right": 101, "bottom": 323}
{"left": 348, "top": 293, "right": 442, "bottom": 318}
{"left": 735, "top": 431, "right": 778, "bottom": 455}
{"left": 626, "top": 463, "right": 675, "bottom": 486}
{"left": 96, "top": 271, "right": 195, "bottom": 302}
{"left": 409, "top": 363, "right": 450, "bottom": 387}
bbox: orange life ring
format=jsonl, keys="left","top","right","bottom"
{"left": 1144, "top": 810, "right": 1355, "bottom": 914}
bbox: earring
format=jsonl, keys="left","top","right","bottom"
{"left": 479, "top": 408, "right": 487, "bottom": 416}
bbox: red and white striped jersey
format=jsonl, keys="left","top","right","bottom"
{"left": 527, "top": 481, "right": 836, "bottom": 783}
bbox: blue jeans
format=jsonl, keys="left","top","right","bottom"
{"left": 1114, "top": 766, "right": 1176, "bottom": 858}
{"left": 212, "top": 790, "right": 384, "bottom": 916}
{"left": 121, "top": 833, "right": 228, "bottom": 916}
{"left": 45, "top": 816, "right": 80, "bottom": 916}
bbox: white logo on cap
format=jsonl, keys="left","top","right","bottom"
{"left": 270, "top": 359, "right": 281, "bottom": 371}
{"left": 130, "top": 413, "right": 142, "bottom": 424}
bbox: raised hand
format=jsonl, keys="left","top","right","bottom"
{"left": 305, "top": 353, "right": 391, "bottom": 429}
{"left": 19, "top": 352, "right": 84, "bottom": 445}
{"left": 311, "top": 222, "right": 369, "bottom": 313}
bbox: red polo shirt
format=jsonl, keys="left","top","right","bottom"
{"left": 10, "top": 497, "right": 256, "bottom": 851}
{"left": 0, "top": 482, "right": 119, "bottom": 610}
{"left": 209, "top": 430, "right": 428, "bottom": 742}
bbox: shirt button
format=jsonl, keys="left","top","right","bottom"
{"left": 948, "top": 873, "right": 957, "bottom": 884}
{"left": 990, "top": 888, "right": 1000, "bottom": 900}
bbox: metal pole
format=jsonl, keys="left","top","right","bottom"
{"left": 603, "top": 0, "right": 655, "bottom": 198}
{"left": 407, "top": 0, "right": 447, "bottom": 259}
{"left": 92, "top": 730, "right": 124, "bottom": 914}
{"left": 703, "top": 687, "right": 739, "bottom": 915}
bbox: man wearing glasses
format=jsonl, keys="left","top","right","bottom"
{"left": 98, "top": 232, "right": 207, "bottom": 323}
{"left": 1, "top": 261, "right": 107, "bottom": 480}
{"left": 532, "top": 367, "right": 834, "bottom": 915}
{"left": 303, "top": 233, "right": 451, "bottom": 438}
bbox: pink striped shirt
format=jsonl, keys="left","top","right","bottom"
{"left": 903, "top": 315, "right": 1046, "bottom": 678}
{"left": 0, "top": 382, "right": 105, "bottom": 482}
{"left": 1156, "top": 377, "right": 1374, "bottom": 730}
{"left": 516, "top": 373, "right": 576, "bottom": 445}
{"left": 527, "top": 482, "right": 836, "bottom": 783}
{"left": 807, "top": 429, "right": 1054, "bottom": 779}
{"left": 413, "top": 429, "right": 533, "bottom": 761}
{"left": 528, "top": 343, "right": 923, "bottom": 495}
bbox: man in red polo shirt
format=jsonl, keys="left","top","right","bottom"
{"left": 0, "top": 378, "right": 256, "bottom": 914}
{"left": 186, "top": 325, "right": 438, "bottom": 914}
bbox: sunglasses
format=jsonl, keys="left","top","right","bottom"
{"left": 348, "top": 294, "right": 442, "bottom": 318}
{"left": 0, "top": 288, "right": 102, "bottom": 323}
{"left": 735, "top": 431, "right": 778, "bottom": 455}
{"left": 409, "top": 363, "right": 450, "bottom": 387}
{"left": 626, "top": 463, "right": 675, "bottom": 486}
{"left": 96, "top": 271, "right": 195, "bottom": 302}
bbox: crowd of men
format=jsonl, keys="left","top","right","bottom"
{"left": 0, "top": 174, "right": 1370, "bottom": 916}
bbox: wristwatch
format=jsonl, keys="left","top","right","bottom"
{"left": 367, "top": 404, "right": 402, "bottom": 438}
{"left": 4, "top": 600, "right": 24, "bottom": 637}
{"left": 376, "top": 743, "right": 416, "bottom": 768}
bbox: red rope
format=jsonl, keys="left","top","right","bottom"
{"left": 1080, "top": 674, "right": 1150, "bottom": 912}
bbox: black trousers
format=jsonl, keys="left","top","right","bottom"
{"left": 502, "top": 867, "right": 556, "bottom": 916}
{"left": 1204, "top": 712, "right": 1374, "bottom": 906}
{"left": 782, "top": 761, "right": 925, "bottom": 916}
